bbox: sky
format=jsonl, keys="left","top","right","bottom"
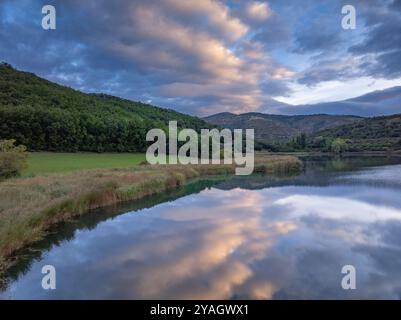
{"left": 1, "top": 0, "right": 401, "bottom": 116}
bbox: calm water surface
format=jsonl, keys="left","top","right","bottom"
{"left": 2, "top": 156, "right": 401, "bottom": 299}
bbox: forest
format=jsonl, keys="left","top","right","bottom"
{"left": 0, "top": 63, "right": 210, "bottom": 152}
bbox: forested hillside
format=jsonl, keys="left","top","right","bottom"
{"left": 0, "top": 63, "right": 209, "bottom": 152}
{"left": 204, "top": 112, "right": 362, "bottom": 145}
{"left": 313, "top": 114, "right": 401, "bottom": 151}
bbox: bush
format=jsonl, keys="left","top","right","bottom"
{"left": 0, "top": 139, "right": 28, "bottom": 180}
{"left": 330, "top": 138, "right": 349, "bottom": 154}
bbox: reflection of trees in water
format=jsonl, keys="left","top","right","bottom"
{"left": 215, "top": 156, "right": 401, "bottom": 191}
{"left": 305, "top": 155, "right": 401, "bottom": 171}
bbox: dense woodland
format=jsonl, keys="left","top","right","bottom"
{"left": 0, "top": 63, "right": 210, "bottom": 152}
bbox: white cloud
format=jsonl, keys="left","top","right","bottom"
{"left": 274, "top": 77, "right": 401, "bottom": 105}
{"left": 245, "top": 1, "right": 271, "bottom": 22}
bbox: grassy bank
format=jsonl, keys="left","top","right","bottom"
{"left": 0, "top": 154, "right": 301, "bottom": 273}
{"left": 23, "top": 152, "right": 146, "bottom": 176}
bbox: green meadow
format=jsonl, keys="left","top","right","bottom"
{"left": 23, "top": 152, "right": 146, "bottom": 176}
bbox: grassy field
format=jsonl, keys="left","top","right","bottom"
{"left": 0, "top": 154, "right": 302, "bottom": 274}
{"left": 23, "top": 152, "right": 146, "bottom": 176}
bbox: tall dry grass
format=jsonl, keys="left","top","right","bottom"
{"left": 0, "top": 155, "right": 301, "bottom": 273}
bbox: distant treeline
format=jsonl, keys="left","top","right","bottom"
{"left": 0, "top": 63, "right": 210, "bottom": 152}
{"left": 270, "top": 113, "right": 401, "bottom": 153}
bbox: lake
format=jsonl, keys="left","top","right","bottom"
{"left": 2, "top": 156, "right": 401, "bottom": 299}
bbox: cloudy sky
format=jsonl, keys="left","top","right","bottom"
{"left": 1, "top": 0, "right": 401, "bottom": 116}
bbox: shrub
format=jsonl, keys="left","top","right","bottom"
{"left": 0, "top": 139, "right": 28, "bottom": 180}
{"left": 330, "top": 138, "right": 349, "bottom": 154}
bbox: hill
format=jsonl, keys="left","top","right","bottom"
{"left": 204, "top": 112, "right": 362, "bottom": 146}
{"left": 313, "top": 114, "right": 401, "bottom": 151}
{"left": 0, "top": 62, "right": 209, "bottom": 152}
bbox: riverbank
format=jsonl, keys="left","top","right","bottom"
{"left": 0, "top": 154, "right": 302, "bottom": 274}
{"left": 272, "top": 151, "right": 401, "bottom": 157}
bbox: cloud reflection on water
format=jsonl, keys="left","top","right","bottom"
{"left": 2, "top": 165, "right": 401, "bottom": 299}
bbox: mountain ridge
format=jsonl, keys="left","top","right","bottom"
{"left": 204, "top": 112, "right": 363, "bottom": 145}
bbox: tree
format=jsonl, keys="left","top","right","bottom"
{"left": 296, "top": 133, "right": 307, "bottom": 149}
{"left": 330, "top": 138, "right": 348, "bottom": 154}
{"left": 0, "top": 139, "right": 28, "bottom": 179}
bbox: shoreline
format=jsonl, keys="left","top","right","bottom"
{"left": 0, "top": 155, "right": 302, "bottom": 274}
{"left": 271, "top": 151, "right": 401, "bottom": 157}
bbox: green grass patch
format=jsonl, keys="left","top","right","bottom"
{"left": 23, "top": 152, "right": 146, "bottom": 176}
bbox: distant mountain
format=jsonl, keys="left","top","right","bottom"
{"left": 0, "top": 63, "right": 210, "bottom": 152}
{"left": 274, "top": 86, "right": 401, "bottom": 117}
{"left": 204, "top": 112, "right": 362, "bottom": 145}
{"left": 313, "top": 113, "right": 401, "bottom": 151}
